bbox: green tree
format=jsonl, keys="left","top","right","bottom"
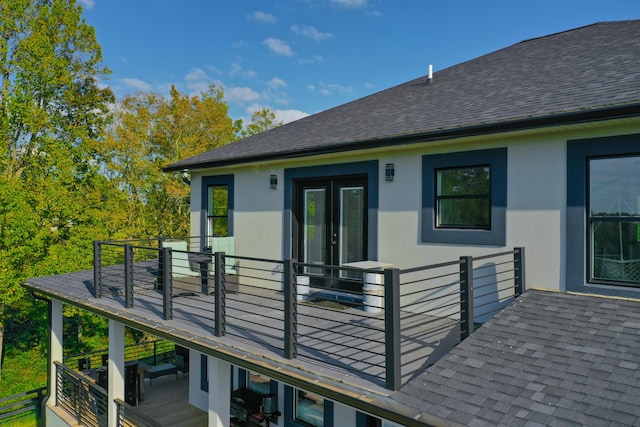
{"left": 237, "top": 107, "right": 283, "bottom": 138}
{"left": 0, "top": 0, "right": 113, "bottom": 378}
{"left": 99, "top": 84, "right": 236, "bottom": 239}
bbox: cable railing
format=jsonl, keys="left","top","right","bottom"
{"left": 93, "top": 239, "right": 525, "bottom": 390}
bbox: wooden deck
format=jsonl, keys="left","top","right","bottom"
{"left": 133, "top": 375, "right": 206, "bottom": 427}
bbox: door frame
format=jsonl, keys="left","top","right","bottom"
{"left": 292, "top": 175, "right": 369, "bottom": 289}
{"left": 283, "top": 161, "right": 379, "bottom": 264}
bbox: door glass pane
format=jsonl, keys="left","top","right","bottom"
{"left": 304, "top": 188, "right": 326, "bottom": 275}
{"left": 589, "top": 156, "right": 640, "bottom": 284}
{"left": 340, "top": 186, "right": 364, "bottom": 279}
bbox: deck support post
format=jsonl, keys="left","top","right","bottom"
{"left": 384, "top": 268, "right": 401, "bottom": 391}
{"left": 124, "top": 244, "right": 134, "bottom": 308}
{"left": 108, "top": 319, "right": 125, "bottom": 427}
{"left": 214, "top": 251, "right": 226, "bottom": 337}
{"left": 460, "top": 256, "right": 474, "bottom": 341}
{"left": 514, "top": 247, "right": 526, "bottom": 297}
{"left": 93, "top": 241, "right": 102, "bottom": 298}
{"left": 284, "top": 258, "right": 297, "bottom": 360}
{"left": 161, "top": 247, "right": 173, "bottom": 320}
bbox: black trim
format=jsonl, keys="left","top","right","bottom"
{"left": 201, "top": 175, "right": 234, "bottom": 243}
{"left": 284, "top": 161, "right": 378, "bottom": 261}
{"left": 165, "top": 104, "right": 640, "bottom": 172}
{"left": 422, "top": 148, "right": 507, "bottom": 246}
{"left": 567, "top": 133, "right": 640, "bottom": 297}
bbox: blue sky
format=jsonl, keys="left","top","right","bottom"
{"left": 79, "top": 0, "right": 639, "bottom": 124}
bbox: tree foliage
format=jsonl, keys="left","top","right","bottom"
{"left": 238, "top": 107, "right": 283, "bottom": 139}
{"left": 0, "top": 0, "right": 113, "bottom": 379}
{"left": 97, "top": 84, "right": 237, "bottom": 239}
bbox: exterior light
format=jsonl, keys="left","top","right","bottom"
{"left": 385, "top": 163, "right": 395, "bottom": 182}
{"left": 270, "top": 174, "right": 278, "bottom": 189}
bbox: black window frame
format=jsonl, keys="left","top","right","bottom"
{"left": 422, "top": 148, "right": 507, "bottom": 246}
{"left": 201, "top": 175, "right": 234, "bottom": 246}
{"left": 567, "top": 133, "right": 640, "bottom": 297}
{"left": 435, "top": 165, "right": 492, "bottom": 230}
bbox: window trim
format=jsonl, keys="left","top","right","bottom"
{"left": 201, "top": 175, "right": 234, "bottom": 244}
{"left": 567, "top": 133, "right": 640, "bottom": 297}
{"left": 422, "top": 148, "right": 507, "bottom": 246}
{"left": 284, "top": 385, "right": 333, "bottom": 427}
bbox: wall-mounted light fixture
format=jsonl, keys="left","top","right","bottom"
{"left": 270, "top": 174, "right": 278, "bottom": 189}
{"left": 385, "top": 163, "right": 395, "bottom": 182}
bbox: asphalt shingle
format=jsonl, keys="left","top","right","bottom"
{"left": 166, "top": 20, "right": 640, "bottom": 172}
{"left": 392, "top": 290, "right": 640, "bottom": 426}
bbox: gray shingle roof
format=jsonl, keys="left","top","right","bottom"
{"left": 166, "top": 20, "right": 640, "bottom": 172}
{"left": 393, "top": 290, "right": 640, "bottom": 426}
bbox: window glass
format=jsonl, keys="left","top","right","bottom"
{"left": 294, "top": 389, "right": 324, "bottom": 427}
{"left": 589, "top": 156, "right": 640, "bottom": 284}
{"left": 247, "top": 372, "right": 270, "bottom": 395}
{"left": 207, "top": 184, "right": 229, "bottom": 237}
{"left": 436, "top": 166, "right": 491, "bottom": 229}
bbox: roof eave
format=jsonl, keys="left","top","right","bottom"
{"left": 164, "top": 103, "right": 640, "bottom": 173}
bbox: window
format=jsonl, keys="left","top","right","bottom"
{"left": 588, "top": 156, "right": 640, "bottom": 285}
{"left": 422, "top": 148, "right": 507, "bottom": 245}
{"left": 247, "top": 371, "right": 271, "bottom": 395}
{"left": 294, "top": 388, "right": 324, "bottom": 427}
{"left": 201, "top": 175, "right": 234, "bottom": 249}
{"left": 567, "top": 133, "right": 640, "bottom": 298}
{"left": 207, "top": 184, "right": 228, "bottom": 237}
{"left": 436, "top": 166, "right": 491, "bottom": 229}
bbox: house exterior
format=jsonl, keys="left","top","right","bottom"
{"left": 24, "top": 20, "right": 640, "bottom": 427}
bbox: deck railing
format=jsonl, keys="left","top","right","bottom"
{"left": 93, "top": 238, "right": 524, "bottom": 390}
{"left": 54, "top": 361, "right": 108, "bottom": 427}
{"left": 115, "top": 398, "right": 161, "bottom": 427}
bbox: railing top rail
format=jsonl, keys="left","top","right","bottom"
{"left": 54, "top": 361, "right": 108, "bottom": 395}
{"left": 399, "top": 258, "right": 463, "bottom": 275}
{"left": 472, "top": 249, "right": 518, "bottom": 262}
{"left": 115, "top": 398, "right": 163, "bottom": 427}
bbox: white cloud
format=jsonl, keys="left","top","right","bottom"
{"left": 246, "top": 104, "right": 309, "bottom": 125}
{"left": 226, "top": 86, "right": 261, "bottom": 104}
{"left": 331, "top": 0, "right": 367, "bottom": 7}
{"left": 232, "top": 40, "right": 248, "bottom": 49}
{"left": 308, "top": 81, "right": 354, "bottom": 96}
{"left": 121, "top": 78, "right": 152, "bottom": 91}
{"left": 275, "top": 109, "right": 309, "bottom": 124}
{"left": 291, "top": 25, "right": 333, "bottom": 41}
{"left": 230, "top": 61, "right": 257, "bottom": 78}
{"left": 78, "top": 0, "right": 95, "bottom": 10}
{"left": 249, "top": 11, "right": 276, "bottom": 24}
{"left": 263, "top": 38, "right": 295, "bottom": 57}
{"left": 184, "top": 67, "right": 213, "bottom": 93}
{"left": 267, "top": 77, "right": 287, "bottom": 88}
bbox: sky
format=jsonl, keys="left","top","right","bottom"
{"left": 79, "top": 0, "right": 640, "bottom": 125}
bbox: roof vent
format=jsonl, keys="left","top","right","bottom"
{"left": 427, "top": 64, "right": 433, "bottom": 84}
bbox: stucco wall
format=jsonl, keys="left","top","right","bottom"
{"left": 189, "top": 122, "right": 639, "bottom": 294}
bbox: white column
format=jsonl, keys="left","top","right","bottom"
{"left": 48, "top": 298, "right": 64, "bottom": 407}
{"left": 207, "top": 356, "right": 231, "bottom": 427}
{"left": 107, "top": 319, "right": 125, "bottom": 427}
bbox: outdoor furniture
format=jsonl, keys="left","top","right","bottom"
{"left": 145, "top": 363, "right": 178, "bottom": 385}
{"left": 124, "top": 362, "right": 138, "bottom": 406}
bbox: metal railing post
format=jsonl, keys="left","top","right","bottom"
{"left": 162, "top": 247, "right": 173, "bottom": 320}
{"left": 214, "top": 252, "right": 226, "bottom": 337}
{"left": 284, "top": 259, "right": 297, "bottom": 360}
{"left": 460, "top": 256, "right": 474, "bottom": 341}
{"left": 93, "top": 241, "right": 101, "bottom": 298}
{"left": 124, "top": 244, "right": 134, "bottom": 308}
{"left": 514, "top": 247, "right": 525, "bottom": 297}
{"left": 384, "top": 268, "right": 401, "bottom": 391}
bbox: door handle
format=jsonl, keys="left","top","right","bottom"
{"left": 331, "top": 233, "right": 337, "bottom": 245}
